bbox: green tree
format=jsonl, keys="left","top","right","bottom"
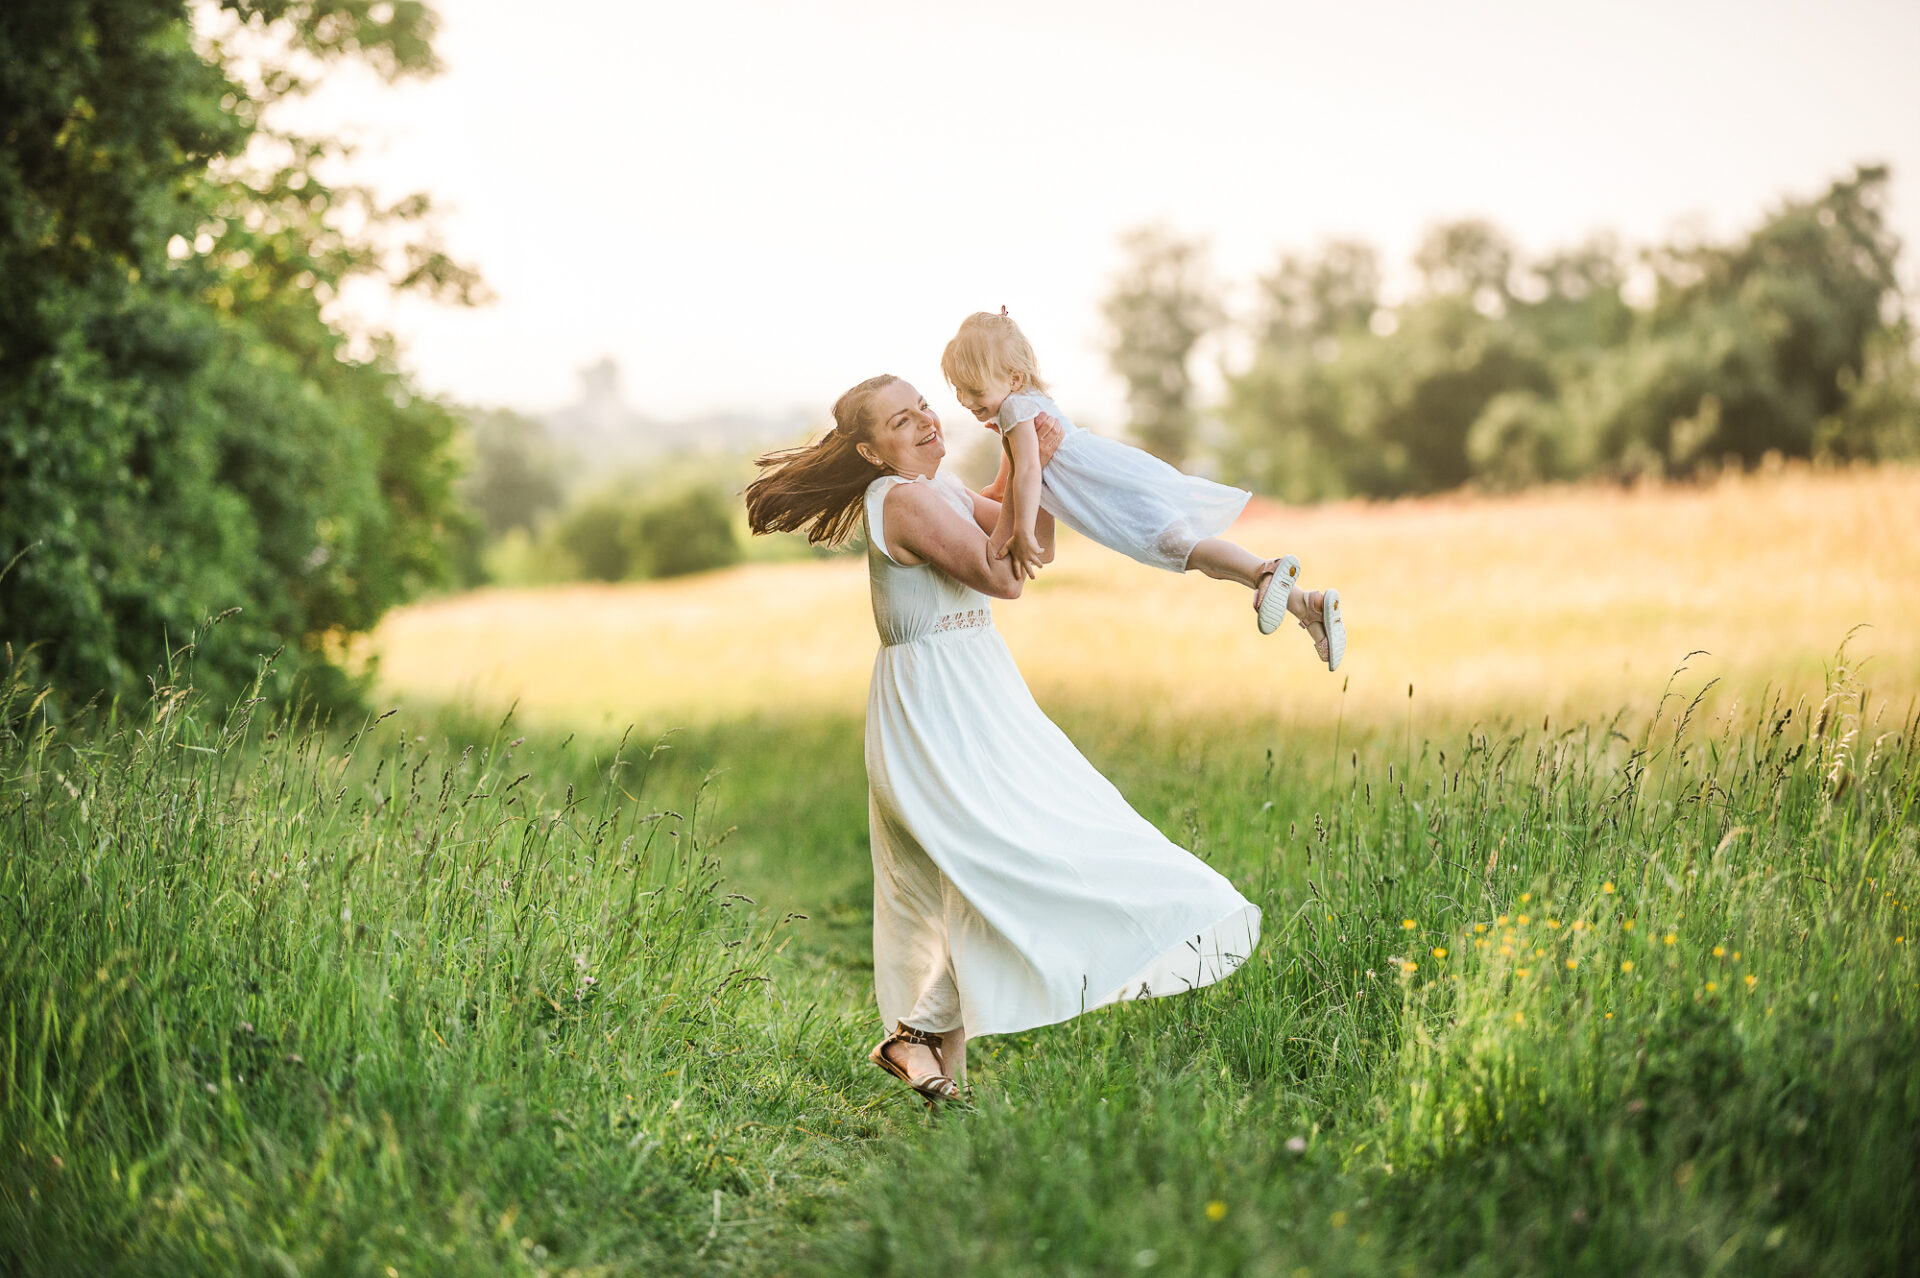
{"left": 0, "top": 0, "right": 480, "bottom": 710}
{"left": 1101, "top": 226, "right": 1220, "bottom": 465}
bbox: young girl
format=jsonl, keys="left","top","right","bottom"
{"left": 941, "top": 309, "right": 1346, "bottom": 669}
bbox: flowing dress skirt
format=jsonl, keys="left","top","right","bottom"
{"left": 866, "top": 626, "right": 1261, "bottom": 1038}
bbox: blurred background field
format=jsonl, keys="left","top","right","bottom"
{"left": 367, "top": 463, "right": 1920, "bottom": 734}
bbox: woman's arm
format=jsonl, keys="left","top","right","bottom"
{"left": 883, "top": 482, "right": 1031, "bottom": 599}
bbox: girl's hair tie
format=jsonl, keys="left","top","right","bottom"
{"left": 1000, "top": 305, "right": 1009, "bottom": 317}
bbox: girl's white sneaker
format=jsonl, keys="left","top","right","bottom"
{"left": 1253, "top": 556, "right": 1300, "bottom": 635}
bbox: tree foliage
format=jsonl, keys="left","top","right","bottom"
{"left": 0, "top": 0, "right": 479, "bottom": 710}
{"left": 1210, "top": 166, "right": 1919, "bottom": 500}
{"left": 1101, "top": 226, "right": 1220, "bottom": 465}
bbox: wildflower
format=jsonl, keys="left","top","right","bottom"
{"left": 1547, "top": 918, "right": 1561, "bottom": 929}
{"left": 1432, "top": 946, "right": 1447, "bottom": 958}
{"left": 1712, "top": 946, "right": 1724, "bottom": 958}
{"left": 1330, "top": 1211, "right": 1348, "bottom": 1228}
{"left": 1474, "top": 923, "right": 1487, "bottom": 934}
{"left": 1705, "top": 981, "right": 1718, "bottom": 992}
{"left": 1286, "top": 1136, "right": 1307, "bottom": 1153}
{"left": 1518, "top": 914, "right": 1531, "bottom": 925}
{"left": 1401, "top": 961, "right": 1418, "bottom": 974}
{"left": 1731, "top": 951, "right": 1741, "bottom": 961}
{"left": 1499, "top": 944, "right": 1513, "bottom": 956}
{"left": 1206, "top": 1201, "right": 1228, "bottom": 1222}
{"left": 1535, "top": 948, "right": 1546, "bottom": 958}
{"left": 1664, "top": 932, "right": 1677, "bottom": 946}
{"left": 1602, "top": 881, "right": 1616, "bottom": 894}
{"left": 1517, "top": 967, "right": 1531, "bottom": 978}
{"left": 1621, "top": 960, "right": 1634, "bottom": 972}
{"left": 1566, "top": 958, "right": 1578, "bottom": 970}
{"left": 1572, "top": 920, "right": 1587, "bottom": 932}
{"left": 1474, "top": 938, "right": 1488, "bottom": 949}
{"left": 1745, "top": 974, "right": 1757, "bottom": 988}
{"left": 1521, "top": 892, "right": 1533, "bottom": 903}
{"left": 1623, "top": 919, "right": 1636, "bottom": 931}
{"left": 1605, "top": 1011, "right": 1613, "bottom": 1019}
{"left": 1402, "top": 919, "right": 1416, "bottom": 930}
{"left": 1497, "top": 914, "right": 1510, "bottom": 926}
{"left": 1513, "top": 1012, "right": 1525, "bottom": 1024}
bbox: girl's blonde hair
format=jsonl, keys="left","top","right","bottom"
{"left": 744, "top": 374, "right": 901, "bottom": 546}
{"left": 940, "top": 310, "right": 1050, "bottom": 398}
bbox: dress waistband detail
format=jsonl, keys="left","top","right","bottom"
{"left": 883, "top": 608, "right": 995, "bottom": 647}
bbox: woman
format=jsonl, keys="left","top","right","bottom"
{"left": 746, "top": 374, "right": 1261, "bottom": 1104}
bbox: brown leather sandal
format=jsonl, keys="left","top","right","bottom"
{"left": 869, "top": 1021, "right": 961, "bottom": 1107}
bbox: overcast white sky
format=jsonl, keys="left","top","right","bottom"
{"left": 302, "top": 0, "right": 1920, "bottom": 428}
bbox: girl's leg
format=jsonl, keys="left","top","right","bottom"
{"left": 1187, "top": 538, "right": 1314, "bottom": 622}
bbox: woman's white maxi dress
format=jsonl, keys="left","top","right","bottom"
{"left": 863, "top": 470, "right": 1261, "bottom": 1038}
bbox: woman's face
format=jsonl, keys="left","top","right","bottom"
{"left": 856, "top": 380, "right": 947, "bottom": 478}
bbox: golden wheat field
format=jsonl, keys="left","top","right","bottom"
{"left": 367, "top": 465, "right": 1920, "bottom": 732}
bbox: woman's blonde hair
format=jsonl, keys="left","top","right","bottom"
{"left": 940, "top": 310, "right": 1050, "bottom": 398}
{"left": 744, "top": 374, "right": 902, "bottom": 546}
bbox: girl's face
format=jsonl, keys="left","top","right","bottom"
{"left": 954, "top": 372, "right": 1021, "bottom": 425}
{"left": 856, "top": 380, "right": 947, "bottom": 478}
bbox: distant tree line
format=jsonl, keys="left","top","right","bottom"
{"left": 453, "top": 408, "right": 742, "bottom": 587}
{"left": 1105, "top": 166, "right": 1919, "bottom": 499}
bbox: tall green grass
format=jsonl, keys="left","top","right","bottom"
{"left": 4, "top": 642, "right": 1915, "bottom": 1275}
{"left": 813, "top": 664, "right": 1919, "bottom": 1277}
{"left": 0, "top": 652, "right": 881, "bottom": 1276}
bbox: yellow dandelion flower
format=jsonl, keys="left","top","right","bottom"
{"left": 1513, "top": 1012, "right": 1525, "bottom": 1024}
{"left": 1521, "top": 892, "right": 1533, "bottom": 903}
{"left": 1517, "top": 967, "right": 1531, "bottom": 978}
{"left": 1732, "top": 951, "right": 1741, "bottom": 961}
{"left": 1602, "top": 881, "right": 1616, "bottom": 894}
{"left": 1518, "top": 913, "right": 1531, "bottom": 925}
{"left": 1664, "top": 932, "right": 1678, "bottom": 946}
{"left": 1547, "top": 919, "right": 1561, "bottom": 929}
{"left": 1621, "top": 960, "right": 1634, "bottom": 972}
{"left": 1498, "top": 914, "right": 1510, "bottom": 926}
{"left": 1330, "top": 1211, "right": 1348, "bottom": 1229}
{"left": 1745, "top": 974, "right": 1757, "bottom": 988}
{"left": 1712, "top": 946, "right": 1725, "bottom": 958}
{"left": 1572, "top": 920, "right": 1587, "bottom": 932}
{"left": 1402, "top": 918, "right": 1417, "bottom": 930}
{"left": 1475, "top": 938, "right": 1488, "bottom": 949}
{"left": 1474, "top": 923, "right": 1488, "bottom": 934}
{"left": 1432, "top": 946, "right": 1448, "bottom": 958}
{"left": 1206, "top": 1200, "right": 1227, "bottom": 1221}
{"left": 1566, "top": 958, "right": 1578, "bottom": 970}
{"left": 1605, "top": 1011, "right": 1613, "bottom": 1019}
{"left": 1705, "top": 981, "right": 1718, "bottom": 992}
{"left": 1500, "top": 944, "right": 1513, "bottom": 956}
{"left": 1623, "top": 919, "right": 1636, "bottom": 931}
{"left": 1535, "top": 948, "right": 1546, "bottom": 958}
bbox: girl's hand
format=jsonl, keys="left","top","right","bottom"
{"left": 1005, "top": 527, "right": 1045, "bottom": 580}
{"left": 1033, "top": 412, "right": 1065, "bottom": 465}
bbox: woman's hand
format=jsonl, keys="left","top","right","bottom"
{"left": 1033, "top": 411, "right": 1065, "bottom": 465}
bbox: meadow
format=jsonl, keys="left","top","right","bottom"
{"left": 4, "top": 466, "right": 1917, "bottom": 1276}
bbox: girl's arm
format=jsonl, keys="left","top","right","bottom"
{"left": 988, "top": 418, "right": 1045, "bottom": 580}
{"left": 884, "top": 482, "right": 1031, "bottom": 599}
{"left": 978, "top": 411, "right": 1062, "bottom": 504}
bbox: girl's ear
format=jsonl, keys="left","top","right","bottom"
{"left": 1007, "top": 371, "right": 1026, "bottom": 391}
